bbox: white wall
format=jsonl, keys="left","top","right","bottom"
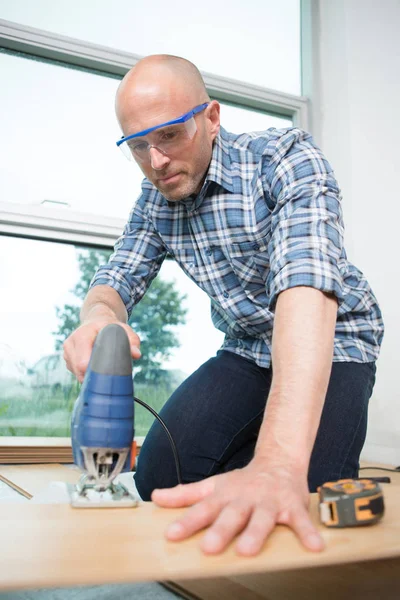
{"left": 312, "top": 0, "right": 400, "bottom": 463}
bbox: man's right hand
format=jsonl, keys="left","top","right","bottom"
{"left": 63, "top": 320, "right": 141, "bottom": 383}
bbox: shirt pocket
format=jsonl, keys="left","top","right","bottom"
{"left": 226, "top": 239, "right": 270, "bottom": 294}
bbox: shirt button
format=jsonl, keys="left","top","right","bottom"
{"left": 253, "top": 243, "right": 260, "bottom": 250}
{"left": 206, "top": 248, "right": 213, "bottom": 256}
{"left": 223, "top": 291, "right": 230, "bottom": 299}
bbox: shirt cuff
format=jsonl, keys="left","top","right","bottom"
{"left": 267, "top": 254, "right": 345, "bottom": 309}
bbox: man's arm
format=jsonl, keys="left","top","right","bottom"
{"left": 64, "top": 285, "right": 141, "bottom": 383}
{"left": 254, "top": 285, "right": 337, "bottom": 476}
{"left": 80, "top": 284, "right": 129, "bottom": 324}
{"left": 151, "top": 285, "right": 337, "bottom": 555}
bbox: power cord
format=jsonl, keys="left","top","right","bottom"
{"left": 359, "top": 466, "right": 400, "bottom": 473}
{"left": 133, "top": 396, "right": 182, "bottom": 485}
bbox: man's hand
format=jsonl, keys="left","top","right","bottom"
{"left": 63, "top": 320, "right": 141, "bottom": 383}
{"left": 151, "top": 459, "right": 324, "bottom": 556}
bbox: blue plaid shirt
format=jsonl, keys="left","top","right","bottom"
{"left": 91, "top": 126, "right": 384, "bottom": 367}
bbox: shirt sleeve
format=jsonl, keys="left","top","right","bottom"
{"left": 263, "top": 128, "right": 346, "bottom": 309}
{"left": 90, "top": 196, "right": 167, "bottom": 317}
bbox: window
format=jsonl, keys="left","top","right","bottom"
{"left": 1, "top": 0, "right": 301, "bottom": 94}
{"left": 0, "top": 52, "right": 136, "bottom": 220}
{"left": 0, "top": 235, "right": 223, "bottom": 438}
{"left": 220, "top": 103, "right": 292, "bottom": 132}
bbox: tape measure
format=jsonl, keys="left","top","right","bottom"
{"left": 318, "top": 478, "right": 385, "bottom": 528}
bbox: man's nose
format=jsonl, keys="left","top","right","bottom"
{"left": 149, "top": 147, "right": 170, "bottom": 170}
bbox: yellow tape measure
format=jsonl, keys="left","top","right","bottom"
{"left": 318, "top": 478, "right": 385, "bottom": 528}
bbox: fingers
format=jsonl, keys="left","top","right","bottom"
{"left": 152, "top": 477, "right": 216, "bottom": 508}
{"left": 63, "top": 327, "right": 98, "bottom": 382}
{"left": 152, "top": 479, "right": 219, "bottom": 543}
{"left": 285, "top": 507, "right": 325, "bottom": 552}
{"left": 235, "top": 507, "right": 276, "bottom": 556}
{"left": 63, "top": 321, "right": 142, "bottom": 382}
{"left": 200, "top": 501, "right": 253, "bottom": 554}
{"left": 199, "top": 497, "right": 324, "bottom": 556}
{"left": 166, "top": 496, "right": 222, "bottom": 541}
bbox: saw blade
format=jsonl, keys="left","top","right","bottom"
{"left": 67, "top": 481, "right": 138, "bottom": 508}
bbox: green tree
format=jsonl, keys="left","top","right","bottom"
{"left": 54, "top": 247, "right": 187, "bottom": 383}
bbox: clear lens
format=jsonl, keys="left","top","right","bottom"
{"left": 119, "top": 115, "right": 198, "bottom": 162}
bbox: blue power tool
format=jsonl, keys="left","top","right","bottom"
{"left": 69, "top": 324, "right": 138, "bottom": 508}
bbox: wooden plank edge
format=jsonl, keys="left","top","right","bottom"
{"left": 163, "top": 581, "right": 203, "bottom": 600}
{"left": 0, "top": 436, "right": 144, "bottom": 464}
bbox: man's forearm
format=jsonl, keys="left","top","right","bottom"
{"left": 80, "top": 285, "right": 128, "bottom": 325}
{"left": 254, "top": 286, "right": 338, "bottom": 473}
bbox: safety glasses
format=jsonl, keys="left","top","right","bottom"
{"left": 116, "top": 102, "right": 209, "bottom": 162}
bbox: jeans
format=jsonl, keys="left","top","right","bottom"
{"left": 134, "top": 350, "right": 376, "bottom": 500}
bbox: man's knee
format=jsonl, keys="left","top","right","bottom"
{"left": 134, "top": 461, "right": 154, "bottom": 501}
{"left": 134, "top": 430, "right": 180, "bottom": 500}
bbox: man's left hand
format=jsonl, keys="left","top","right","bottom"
{"left": 151, "top": 460, "right": 324, "bottom": 556}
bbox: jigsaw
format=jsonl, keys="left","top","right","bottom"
{"left": 69, "top": 324, "right": 138, "bottom": 508}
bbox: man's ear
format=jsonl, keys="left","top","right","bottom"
{"left": 206, "top": 100, "right": 221, "bottom": 140}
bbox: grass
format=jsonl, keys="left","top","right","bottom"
{"left": 0, "top": 380, "right": 179, "bottom": 439}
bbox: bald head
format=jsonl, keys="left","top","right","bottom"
{"left": 116, "top": 55, "right": 210, "bottom": 134}
{"left": 115, "top": 54, "right": 220, "bottom": 203}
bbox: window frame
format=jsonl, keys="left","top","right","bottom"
{"left": 0, "top": 17, "right": 309, "bottom": 245}
{"left": 0, "top": 14, "right": 311, "bottom": 462}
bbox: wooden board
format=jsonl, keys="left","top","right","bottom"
{"left": 0, "top": 437, "right": 73, "bottom": 463}
{"left": 1, "top": 482, "right": 400, "bottom": 592}
{"left": 1, "top": 462, "right": 399, "bottom": 598}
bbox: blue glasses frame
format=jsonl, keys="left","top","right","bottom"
{"left": 116, "top": 102, "right": 209, "bottom": 148}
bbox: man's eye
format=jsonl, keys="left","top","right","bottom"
{"left": 130, "top": 142, "right": 148, "bottom": 152}
{"left": 161, "top": 130, "right": 178, "bottom": 141}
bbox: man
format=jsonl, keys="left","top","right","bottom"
{"left": 64, "top": 55, "right": 384, "bottom": 557}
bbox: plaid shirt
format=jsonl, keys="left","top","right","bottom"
{"left": 91, "top": 126, "right": 384, "bottom": 367}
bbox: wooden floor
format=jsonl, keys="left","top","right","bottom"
{"left": 1, "top": 463, "right": 399, "bottom": 599}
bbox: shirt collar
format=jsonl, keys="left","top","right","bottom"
{"left": 205, "top": 127, "right": 235, "bottom": 193}
{"left": 144, "top": 126, "right": 235, "bottom": 208}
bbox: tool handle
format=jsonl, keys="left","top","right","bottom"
{"left": 71, "top": 324, "right": 134, "bottom": 471}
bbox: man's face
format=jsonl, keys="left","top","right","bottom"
{"left": 120, "top": 101, "right": 220, "bottom": 202}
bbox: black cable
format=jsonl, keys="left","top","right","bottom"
{"left": 359, "top": 466, "right": 400, "bottom": 473}
{"left": 133, "top": 396, "right": 182, "bottom": 485}
{"left": 356, "top": 476, "right": 391, "bottom": 483}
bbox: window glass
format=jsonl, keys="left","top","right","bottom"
{"left": 0, "top": 52, "right": 138, "bottom": 221}
{"left": 221, "top": 104, "right": 292, "bottom": 133}
{"left": 0, "top": 235, "right": 223, "bottom": 438}
{"left": 1, "top": 0, "right": 301, "bottom": 94}
{"left": 1, "top": 53, "right": 292, "bottom": 220}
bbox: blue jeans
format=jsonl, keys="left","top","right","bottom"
{"left": 134, "top": 350, "right": 376, "bottom": 500}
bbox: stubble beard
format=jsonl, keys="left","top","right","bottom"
{"left": 156, "top": 171, "right": 204, "bottom": 202}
